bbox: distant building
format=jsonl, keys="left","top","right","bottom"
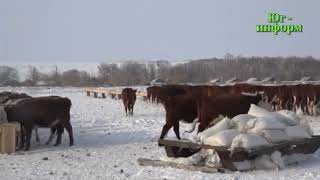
{"left": 36, "top": 81, "right": 47, "bottom": 86}
{"left": 226, "top": 77, "right": 242, "bottom": 84}
{"left": 150, "top": 78, "right": 166, "bottom": 86}
{"left": 246, "top": 77, "right": 259, "bottom": 83}
{"left": 261, "top": 76, "right": 276, "bottom": 83}
{"left": 208, "top": 78, "right": 221, "bottom": 84}
{"left": 300, "top": 76, "right": 312, "bottom": 82}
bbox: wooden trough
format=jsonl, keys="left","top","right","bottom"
{"left": 138, "top": 136, "right": 320, "bottom": 172}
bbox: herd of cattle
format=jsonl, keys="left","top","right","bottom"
{"left": 0, "top": 92, "right": 73, "bottom": 151}
{"left": 145, "top": 84, "right": 320, "bottom": 143}
{"left": 1, "top": 83, "right": 320, "bottom": 151}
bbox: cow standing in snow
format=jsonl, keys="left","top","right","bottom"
{"left": 121, "top": 88, "right": 137, "bottom": 116}
{"left": 5, "top": 96, "right": 74, "bottom": 151}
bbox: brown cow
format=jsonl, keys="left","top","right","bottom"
{"left": 5, "top": 96, "right": 73, "bottom": 151}
{"left": 0, "top": 92, "right": 41, "bottom": 142}
{"left": 121, "top": 88, "right": 137, "bottom": 115}
{"left": 158, "top": 85, "right": 230, "bottom": 144}
{"left": 197, "top": 93, "right": 263, "bottom": 133}
{"left": 0, "top": 92, "right": 62, "bottom": 145}
{"left": 159, "top": 94, "right": 197, "bottom": 142}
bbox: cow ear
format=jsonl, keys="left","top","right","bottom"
{"left": 134, "top": 90, "right": 137, "bottom": 92}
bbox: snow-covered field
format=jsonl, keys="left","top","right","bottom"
{"left": 1, "top": 87, "right": 320, "bottom": 180}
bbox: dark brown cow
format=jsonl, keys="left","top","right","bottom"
{"left": 121, "top": 88, "right": 137, "bottom": 115}
{"left": 197, "top": 93, "right": 263, "bottom": 133}
{"left": 159, "top": 94, "right": 197, "bottom": 142}
{"left": 158, "top": 85, "right": 230, "bottom": 144}
{"left": 5, "top": 96, "right": 73, "bottom": 151}
{"left": 0, "top": 92, "right": 61, "bottom": 144}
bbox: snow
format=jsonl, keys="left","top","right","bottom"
{"left": 0, "top": 87, "right": 320, "bottom": 179}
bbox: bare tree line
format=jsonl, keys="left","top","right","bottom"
{"left": 1, "top": 56, "right": 320, "bottom": 87}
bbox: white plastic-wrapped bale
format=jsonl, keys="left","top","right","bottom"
{"left": 254, "top": 155, "right": 278, "bottom": 170}
{"left": 282, "top": 153, "right": 313, "bottom": 166}
{"left": 160, "top": 149, "right": 214, "bottom": 166}
{"left": 197, "top": 117, "right": 230, "bottom": 143}
{"left": 285, "top": 124, "right": 312, "bottom": 140}
{"left": 203, "top": 129, "right": 241, "bottom": 147}
{"left": 231, "top": 114, "right": 256, "bottom": 132}
{"left": 248, "top": 104, "right": 298, "bottom": 126}
{"left": 270, "top": 151, "right": 285, "bottom": 169}
{"left": 277, "top": 110, "right": 301, "bottom": 124}
{"left": 255, "top": 130, "right": 289, "bottom": 143}
{"left": 204, "top": 151, "right": 222, "bottom": 168}
{"left": 248, "top": 104, "right": 270, "bottom": 117}
{"left": 187, "top": 149, "right": 213, "bottom": 165}
{"left": 230, "top": 134, "right": 271, "bottom": 151}
{"left": 160, "top": 148, "right": 225, "bottom": 168}
{"left": 247, "top": 116, "right": 287, "bottom": 133}
{"left": 233, "top": 160, "right": 254, "bottom": 171}
{"left": 269, "top": 112, "right": 299, "bottom": 126}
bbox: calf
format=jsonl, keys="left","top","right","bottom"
{"left": 5, "top": 96, "right": 73, "bottom": 150}
{"left": 121, "top": 88, "right": 137, "bottom": 115}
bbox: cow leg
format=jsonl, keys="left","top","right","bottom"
{"left": 124, "top": 103, "right": 128, "bottom": 116}
{"left": 311, "top": 101, "right": 317, "bottom": 116}
{"left": 159, "top": 123, "right": 173, "bottom": 146}
{"left": 34, "top": 127, "right": 40, "bottom": 143}
{"left": 46, "top": 128, "right": 56, "bottom": 145}
{"left": 24, "top": 126, "right": 33, "bottom": 151}
{"left": 128, "top": 103, "right": 132, "bottom": 115}
{"left": 159, "top": 123, "right": 172, "bottom": 140}
{"left": 279, "top": 100, "right": 284, "bottom": 110}
{"left": 173, "top": 122, "right": 181, "bottom": 140}
{"left": 54, "top": 126, "right": 64, "bottom": 146}
{"left": 64, "top": 121, "right": 74, "bottom": 146}
{"left": 293, "top": 96, "right": 297, "bottom": 112}
{"left": 312, "top": 105, "right": 317, "bottom": 116}
{"left": 18, "top": 126, "right": 26, "bottom": 150}
{"left": 130, "top": 103, "right": 134, "bottom": 115}
{"left": 316, "top": 104, "right": 320, "bottom": 116}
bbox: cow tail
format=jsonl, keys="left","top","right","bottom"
{"left": 49, "top": 119, "right": 61, "bottom": 127}
{"left": 184, "top": 118, "right": 199, "bottom": 133}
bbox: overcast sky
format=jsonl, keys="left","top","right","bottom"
{"left": 0, "top": 0, "right": 319, "bottom": 62}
